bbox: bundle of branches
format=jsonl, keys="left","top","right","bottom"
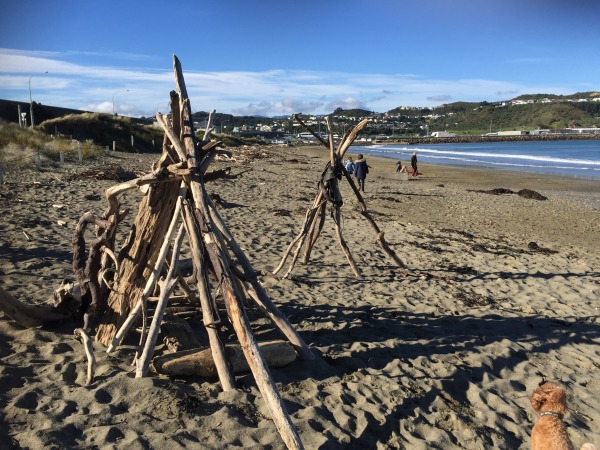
{"left": 273, "top": 115, "right": 407, "bottom": 279}
{"left": 0, "top": 55, "right": 312, "bottom": 450}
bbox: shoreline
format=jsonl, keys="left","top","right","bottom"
{"left": 292, "top": 144, "right": 600, "bottom": 195}
{"left": 366, "top": 133, "right": 600, "bottom": 145}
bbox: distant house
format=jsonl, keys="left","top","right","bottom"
{"left": 430, "top": 131, "right": 456, "bottom": 138}
{"left": 497, "top": 130, "right": 528, "bottom": 136}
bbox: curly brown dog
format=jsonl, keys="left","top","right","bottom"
{"left": 530, "top": 382, "right": 596, "bottom": 450}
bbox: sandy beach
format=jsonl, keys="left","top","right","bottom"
{"left": 1, "top": 144, "right": 599, "bottom": 449}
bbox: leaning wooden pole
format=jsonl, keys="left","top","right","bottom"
{"left": 172, "top": 55, "right": 304, "bottom": 450}
{"left": 207, "top": 199, "right": 314, "bottom": 361}
{"left": 181, "top": 199, "right": 236, "bottom": 390}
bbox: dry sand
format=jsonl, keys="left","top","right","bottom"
{"left": 0, "top": 144, "right": 599, "bottom": 449}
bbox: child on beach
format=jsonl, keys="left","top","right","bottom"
{"left": 344, "top": 157, "right": 355, "bottom": 174}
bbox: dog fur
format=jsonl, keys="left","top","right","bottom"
{"left": 530, "top": 382, "right": 596, "bottom": 450}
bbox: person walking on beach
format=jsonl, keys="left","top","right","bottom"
{"left": 410, "top": 152, "right": 421, "bottom": 177}
{"left": 344, "top": 156, "right": 355, "bottom": 174}
{"left": 354, "top": 154, "right": 368, "bottom": 192}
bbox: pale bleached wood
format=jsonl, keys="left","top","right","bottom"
{"left": 333, "top": 206, "right": 361, "bottom": 277}
{"left": 341, "top": 168, "right": 407, "bottom": 269}
{"left": 95, "top": 168, "right": 181, "bottom": 346}
{"left": 74, "top": 328, "right": 96, "bottom": 385}
{"left": 153, "top": 340, "right": 296, "bottom": 377}
{"left": 272, "top": 197, "right": 325, "bottom": 275}
{"left": 276, "top": 115, "right": 407, "bottom": 280}
{"left": 73, "top": 212, "right": 117, "bottom": 331}
{"left": 181, "top": 199, "right": 236, "bottom": 391}
{"left": 302, "top": 202, "right": 326, "bottom": 264}
{"left": 336, "top": 118, "right": 370, "bottom": 158}
{"left": 136, "top": 221, "right": 185, "bottom": 378}
{"left": 162, "top": 69, "right": 235, "bottom": 390}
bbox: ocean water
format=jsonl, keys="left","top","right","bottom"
{"left": 351, "top": 139, "right": 600, "bottom": 180}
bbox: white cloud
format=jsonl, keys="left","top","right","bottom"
{"left": 0, "top": 48, "right": 584, "bottom": 117}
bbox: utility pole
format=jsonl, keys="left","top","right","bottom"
{"left": 29, "top": 71, "right": 48, "bottom": 128}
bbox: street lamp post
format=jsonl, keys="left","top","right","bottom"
{"left": 29, "top": 71, "right": 48, "bottom": 128}
{"left": 112, "top": 89, "right": 130, "bottom": 115}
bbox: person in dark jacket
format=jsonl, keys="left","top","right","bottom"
{"left": 354, "top": 154, "right": 369, "bottom": 192}
{"left": 410, "top": 152, "right": 421, "bottom": 176}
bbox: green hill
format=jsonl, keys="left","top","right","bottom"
{"left": 427, "top": 101, "right": 600, "bottom": 135}
{"left": 38, "top": 113, "right": 163, "bottom": 153}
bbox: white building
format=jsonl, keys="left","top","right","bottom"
{"left": 430, "top": 131, "right": 456, "bottom": 138}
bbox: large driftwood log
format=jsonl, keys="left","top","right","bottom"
{"left": 152, "top": 340, "right": 297, "bottom": 377}
{"left": 95, "top": 170, "right": 181, "bottom": 346}
{"left": 0, "top": 286, "right": 69, "bottom": 328}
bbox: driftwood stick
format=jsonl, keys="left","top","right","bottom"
{"left": 174, "top": 56, "right": 236, "bottom": 389}
{"left": 181, "top": 199, "right": 235, "bottom": 390}
{"left": 333, "top": 206, "right": 361, "bottom": 278}
{"left": 153, "top": 340, "right": 296, "bottom": 377}
{"left": 175, "top": 55, "right": 303, "bottom": 447}
{"left": 193, "top": 172, "right": 303, "bottom": 449}
{"left": 175, "top": 273, "right": 195, "bottom": 304}
{"left": 292, "top": 114, "right": 328, "bottom": 148}
{"left": 302, "top": 201, "right": 326, "bottom": 264}
{"left": 272, "top": 197, "right": 325, "bottom": 275}
{"left": 74, "top": 328, "right": 96, "bottom": 385}
{"left": 156, "top": 113, "right": 188, "bottom": 162}
{"left": 134, "top": 187, "right": 186, "bottom": 361}
{"left": 342, "top": 169, "right": 407, "bottom": 269}
{"left": 73, "top": 212, "right": 117, "bottom": 332}
{"left": 336, "top": 118, "right": 370, "bottom": 158}
{"left": 173, "top": 56, "right": 236, "bottom": 390}
{"left": 106, "top": 300, "right": 142, "bottom": 353}
{"left": 169, "top": 90, "right": 181, "bottom": 138}
{"left": 201, "top": 109, "right": 216, "bottom": 144}
{"left": 326, "top": 116, "right": 335, "bottom": 165}
{"left": 207, "top": 200, "right": 314, "bottom": 361}
{"left": 282, "top": 233, "right": 309, "bottom": 279}
{"left": 104, "top": 164, "right": 185, "bottom": 217}
{"left": 136, "top": 221, "right": 185, "bottom": 378}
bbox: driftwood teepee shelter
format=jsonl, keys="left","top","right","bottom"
{"left": 0, "top": 55, "right": 312, "bottom": 450}
{"left": 273, "top": 114, "right": 407, "bottom": 279}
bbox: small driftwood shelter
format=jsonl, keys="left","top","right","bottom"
{"left": 0, "top": 55, "right": 312, "bottom": 450}
{"left": 273, "top": 115, "right": 407, "bottom": 279}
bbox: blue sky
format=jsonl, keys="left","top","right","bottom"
{"left": 0, "top": 0, "right": 598, "bottom": 117}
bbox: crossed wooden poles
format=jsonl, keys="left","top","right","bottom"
{"left": 273, "top": 115, "right": 407, "bottom": 279}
